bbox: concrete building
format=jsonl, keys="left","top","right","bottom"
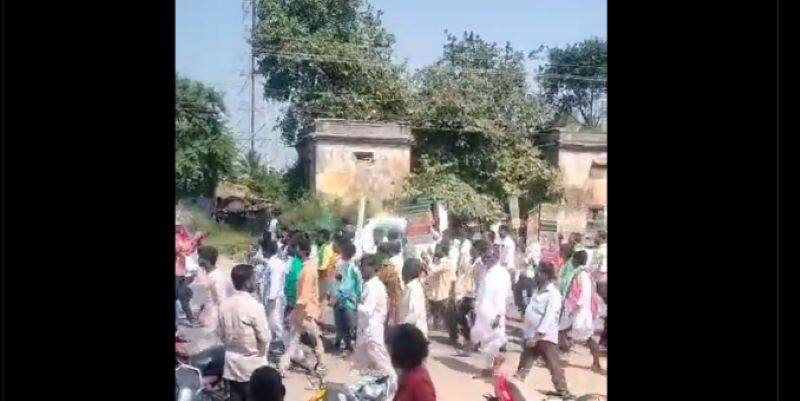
{"left": 300, "top": 119, "right": 413, "bottom": 204}
{"left": 537, "top": 125, "right": 607, "bottom": 234}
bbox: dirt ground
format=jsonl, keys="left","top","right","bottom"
{"left": 179, "top": 257, "right": 607, "bottom": 401}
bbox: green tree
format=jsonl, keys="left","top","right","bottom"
{"left": 533, "top": 38, "right": 607, "bottom": 128}
{"left": 403, "top": 156, "right": 503, "bottom": 221}
{"left": 175, "top": 75, "right": 236, "bottom": 197}
{"left": 254, "top": 0, "right": 412, "bottom": 147}
{"left": 408, "top": 32, "right": 562, "bottom": 217}
{"left": 234, "top": 149, "right": 289, "bottom": 206}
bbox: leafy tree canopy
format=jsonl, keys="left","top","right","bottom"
{"left": 533, "top": 37, "right": 607, "bottom": 128}
{"left": 175, "top": 74, "right": 236, "bottom": 197}
{"left": 412, "top": 31, "right": 548, "bottom": 136}
{"left": 254, "top": 0, "right": 412, "bottom": 147}
{"left": 408, "top": 32, "right": 563, "bottom": 217}
{"left": 403, "top": 156, "right": 503, "bottom": 221}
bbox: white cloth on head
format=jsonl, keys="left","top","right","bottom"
{"left": 399, "top": 278, "right": 428, "bottom": 337}
{"left": 471, "top": 263, "right": 512, "bottom": 361}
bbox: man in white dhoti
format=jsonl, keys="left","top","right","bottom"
{"left": 353, "top": 254, "right": 397, "bottom": 395}
{"left": 560, "top": 250, "right": 603, "bottom": 372}
{"left": 470, "top": 244, "right": 513, "bottom": 377}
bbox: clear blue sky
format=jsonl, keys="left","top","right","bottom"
{"left": 176, "top": 0, "right": 607, "bottom": 169}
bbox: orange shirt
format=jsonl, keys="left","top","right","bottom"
{"left": 295, "top": 259, "right": 320, "bottom": 322}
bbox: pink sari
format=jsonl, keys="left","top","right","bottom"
{"left": 175, "top": 227, "right": 203, "bottom": 276}
{"left": 563, "top": 268, "right": 599, "bottom": 320}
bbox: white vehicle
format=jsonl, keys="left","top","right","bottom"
{"left": 355, "top": 216, "right": 407, "bottom": 257}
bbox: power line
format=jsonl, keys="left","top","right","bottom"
{"left": 260, "top": 37, "right": 393, "bottom": 50}
{"left": 259, "top": 38, "right": 604, "bottom": 70}
{"left": 256, "top": 50, "right": 606, "bottom": 81}
{"left": 537, "top": 63, "right": 607, "bottom": 70}
{"left": 535, "top": 74, "right": 607, "bottom": 82}
{"left": 249, "top": 0, "right": 257, "bottom": 154}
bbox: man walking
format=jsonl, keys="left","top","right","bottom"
{"left": 333, "top": 241, "right": 362, "bottom": 353}
{"left": 280, "top": 236, "right": 324, "bottom": 372}
{"left": 263, "top": 241, "right": 287, "bottom": 346}
{"left": 514, "top": 261, "right": 571, "bottom": 399}
{"left": 471, "top": 244, "right": 512, "bottom": 377}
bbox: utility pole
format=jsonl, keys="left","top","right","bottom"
{"left": 249, "top": 0, "right": 257, "bottom": 155}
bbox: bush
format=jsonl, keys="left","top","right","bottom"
{"left": 180, "top": 205, "right": 255, "bottom": 256}
{"left": 277, "top": 197, "right": 343, "bottom": 233}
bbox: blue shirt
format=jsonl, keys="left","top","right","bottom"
{"left": 336, "top": 260, "right": 363, "bottom": 310}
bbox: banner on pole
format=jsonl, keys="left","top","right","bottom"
{"left": 538, "top": 219, "right": 561, "bottom": 264}
{"left": 398, "top": 201, "right": 435, "bottom": 245}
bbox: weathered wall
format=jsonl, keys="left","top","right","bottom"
{"left": 305, "top": 120, "right": 413, "bottom": 204}
{"left": 559, "top": 148, "right": 608, "bottom": 202}
{"left": 554, "top": 205, "right": 590, "bottom": 235}
{"left": 549, "top": 130, "right": 607, "bottom": 234}
{"left": 312, "top": 142, "right": 411, "bottom": 203}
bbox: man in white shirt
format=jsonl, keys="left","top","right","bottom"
{"left": 514, "top": 261, "right": 570, "bottom": 398}
{"left": 352, "top": 254, "right": 394, "bottom": 382}
{"left": 498, "top": 225, "right": 517, "bottom": 273}
{"left": 263, "top": 241, "right": 287, "bottom": 345}
{"left": 399, "top": 258, "right": 428, "bottom": 338}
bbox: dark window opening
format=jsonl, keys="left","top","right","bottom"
{"left": 354, "top": 151, "right": 374, "bottom": 162}
{"left": 589, "top": 165, "right": 607, "bottom": 179}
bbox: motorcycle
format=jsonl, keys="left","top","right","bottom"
{"left": 294, "top": 332, "right": 392, "bottom": 401}
{"left": 175, "top": 342, "right": 227, "bottom": 401}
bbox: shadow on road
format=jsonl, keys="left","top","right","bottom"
{"left": 427, "top": 334, "right": 454, "bottom": 346}
{"left": 433, "top": 356, "right": 483, "bottom": 376}
{"left": 563, "top": 362, "right": 607, "bottom": 377}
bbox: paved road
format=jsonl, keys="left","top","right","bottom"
{"left": 178, "top": 258, "right": 607, "bottom": 401}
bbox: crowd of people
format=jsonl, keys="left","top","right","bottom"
{"left": 175, "top": 215, "right": 608, "bottom": 401}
